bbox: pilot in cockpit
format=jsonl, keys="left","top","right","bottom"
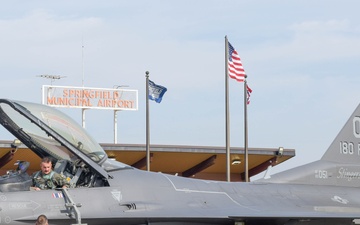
{"left": 31, "top": 157, "right": 70, "bottom": 190}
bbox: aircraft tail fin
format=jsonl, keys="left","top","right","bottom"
{"left": 321, "top": 104, "right": 360, "bottom": 164}
{"left": 260, "top": 103, "right": 360, "bottom": 187}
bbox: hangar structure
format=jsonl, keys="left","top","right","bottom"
{"left": 0, "top": 140, "right": 294, "bottom": 181}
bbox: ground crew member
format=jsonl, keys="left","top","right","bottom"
{"left": 35, "top": 214, "right": 48, "bottom": 225}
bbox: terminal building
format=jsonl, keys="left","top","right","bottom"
{"left": 0, "top": 84, "right": 296, "bottom": 182}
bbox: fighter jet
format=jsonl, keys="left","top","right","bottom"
{"left": 0, "top": 98, "right": 359, "bottom": 225}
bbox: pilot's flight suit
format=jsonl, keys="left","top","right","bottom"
{"left": 32, "top": 171, "right": 69, "bottom": 190}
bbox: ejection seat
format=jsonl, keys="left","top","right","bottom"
{"left": 0, "top": 161, "right": 32, "bottom": 192}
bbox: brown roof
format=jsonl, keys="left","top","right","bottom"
{"left": 0, "top": 141, "right": 295, "bottom": 182}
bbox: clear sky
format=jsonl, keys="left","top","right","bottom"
{"left": 0, "top": 0, "right": 360, "bottom": 176}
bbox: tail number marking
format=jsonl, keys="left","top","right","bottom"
{"left": 353, "top": 117, "right": 360, "bottom": 138}
{"left": 339, "top": 141, "right": 355, "bottom": 155}
{"left": 339, "top": 117, "right": 360, "bottom": 155}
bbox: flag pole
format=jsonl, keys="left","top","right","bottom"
{"left": 244, "top": 77, "right": 249, "bottom": 182}
{"left": 225, "top": 36, "right": 231, "bottom": 182}
{"left": 145, "top": 71, "right": 151, "bottom": 171}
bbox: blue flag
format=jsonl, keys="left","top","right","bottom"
{"left": 148, "top": 80, "right": 167, "bottom": 103}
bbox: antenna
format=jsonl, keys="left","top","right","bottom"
{"left": 82, "top": 36, "right": 85, "bottom": 87}
{"left": 37, "top": 74, "right": 66, "bottom": 85}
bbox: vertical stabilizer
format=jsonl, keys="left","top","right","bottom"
{"left": 259, "top": 103, "right": 360, "bottom": 187}
{"left": 321, "top": 104, "right": 360, "bottom": 164}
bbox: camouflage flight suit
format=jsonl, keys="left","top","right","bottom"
{"left": 32, "top": 171, "right": 69, "bottom": 190}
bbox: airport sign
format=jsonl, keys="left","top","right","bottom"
{"left": 42, "top": 85, "right": 138, "bottom": 110}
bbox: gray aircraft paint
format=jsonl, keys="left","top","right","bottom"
{"left": 0, "top": 99, "right": 359, "bottom": 225}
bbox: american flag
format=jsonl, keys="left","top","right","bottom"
{"left": 228, "top": 42, "right": 246, "bottom": 82}
{"left": 246, "top": 84, "right": 252, "bottom": 105}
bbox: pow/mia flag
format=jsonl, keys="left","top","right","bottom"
{"left": 148, "top": 80, "right": 167, "bottom": 103}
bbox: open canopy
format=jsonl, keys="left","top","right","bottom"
{"left": 0, "top": 99, "right": 110, "bottom": 179}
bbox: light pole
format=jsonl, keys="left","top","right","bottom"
{"left": 113, "top": 85, "right": 129, "bottom": 144}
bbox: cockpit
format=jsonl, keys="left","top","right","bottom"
{"left": 0, "top": 99, "right": 129, "bottom": 192}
